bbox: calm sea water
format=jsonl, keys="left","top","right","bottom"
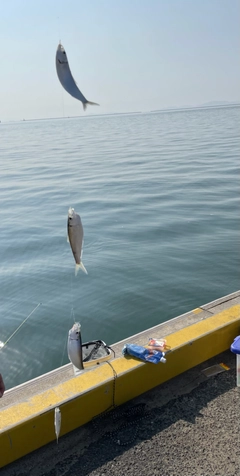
{"left": 0, "top": 106, "right": 239, "bottom": 390}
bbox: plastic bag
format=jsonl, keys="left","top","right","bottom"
{"left": 122, "top": 343, "right": 166, "bottom": 364}
{"left": 147, "top": 338, "right": 171, "bottom": 352}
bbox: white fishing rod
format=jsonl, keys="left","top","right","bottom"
{"left": 0, "top": 303, "right": 42, "bottom": 350}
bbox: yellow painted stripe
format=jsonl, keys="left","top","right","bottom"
{"left": 0, "top": 383, "right": 114, "bottom": 467}
{"left": 0, "top": 304, "right": 239, "bottom": 468}
{"left": 0, "top": 361, "right": 114, "bottom": 429}
{"left": 113, "top": 305, "right": 240, "bottom": 375}
{"left": 166, "top": 305, "right": 240, "bottom": 348}
{"left": 192, "top": 307, "right": 202, "bottom": 314}
{"left": 113, "top": 305, "right": 240, "bottom": 403}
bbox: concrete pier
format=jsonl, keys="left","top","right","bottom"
{"left": 0, "top": 291, "right": 239, "bottom": 474}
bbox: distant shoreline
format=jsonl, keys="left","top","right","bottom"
{"left": 2, "top": 102, "right": 240, "bottom": 123}
{"left": 150, "top": 103, "right": 240, "bottom": 113}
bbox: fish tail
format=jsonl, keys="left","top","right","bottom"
{"left": 75, "top": 262, "right": 88, "bottom": 276}
{"left": 83, "top": 101, "right": 100, "bottom": 111}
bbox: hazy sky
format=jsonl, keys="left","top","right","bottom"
{"left": 1, "top": 0, "right": 239, "bottom": 120}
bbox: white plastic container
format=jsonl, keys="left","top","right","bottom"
{"left": 230, "top": 336, "right": 240, "bottom": 388}
{"left": 237, "top": 354, "right": 240, "bottom": 387}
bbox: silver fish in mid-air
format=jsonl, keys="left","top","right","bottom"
{"left": 54, "top": 407, "right": 61, "bottom": 444}
{"left": 56, "top": 43, "right": 99, "bottom": 111}
{"left": 67, "top": 207, "right": 87, "bottom": 276}
{"left": 67, "top": 322, "right": 84, "bottom": 371}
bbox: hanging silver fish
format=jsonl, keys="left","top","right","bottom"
{"left": 56, "top": 43, "right": 99, "bottom": 111}
{"left": 67, "top": 207, "right": 87, "bottom": 276}
{"left": 67, "top": 322, "right": 84, "bottom": 371}
{"left": 54, "top": 407, "right": 61, "bottom": 444}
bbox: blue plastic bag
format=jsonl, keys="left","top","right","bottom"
{"left": 122, "top": 343, "right": 166, "bottom": 364}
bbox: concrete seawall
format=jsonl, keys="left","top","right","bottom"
{"left": 0, "top": 290, "right": 239, "bottom": 469}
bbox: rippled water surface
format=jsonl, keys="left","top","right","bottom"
{"left": 0, "top": 106, "right": 239, "bottom": 389}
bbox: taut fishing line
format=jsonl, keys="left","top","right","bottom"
{"left": 0, "top": 303, "right": 42, "bottom": 350}
{"left": 57, "top": 29, "right": 77, "bottom": 367}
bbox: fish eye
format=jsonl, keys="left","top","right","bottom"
{"left": 63, "top": 51, "right": 66, "bottom": 54}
